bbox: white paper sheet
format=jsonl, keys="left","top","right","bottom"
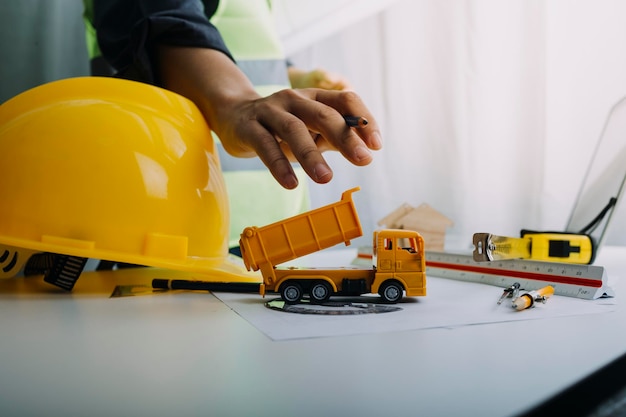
{"left": 215, "top": 274, "right": 617, "bottom": 341}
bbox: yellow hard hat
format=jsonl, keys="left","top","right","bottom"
{"left": 0, "top": 77, "right": 255, "bottom": 285}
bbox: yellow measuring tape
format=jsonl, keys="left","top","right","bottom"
{"left": 473, "top": 231, "right": 594, "bottom": 264}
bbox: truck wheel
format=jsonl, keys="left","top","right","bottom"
{"left": 309, "top": 281, "right": 332, "bottom": 303}
{"left": 379, "top": 281, "right": 404, "bottom": 303}
{"left": 280, "top": 282, "right": 303, "bottom": 304}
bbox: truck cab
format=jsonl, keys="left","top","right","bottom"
{"left": 372, "top": 229, "right": 427, "bottom": 300}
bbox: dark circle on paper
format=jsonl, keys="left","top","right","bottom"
{"left": 265, "top": 298, "right": 402, "bottom": 315}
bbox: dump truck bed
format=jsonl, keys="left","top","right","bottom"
{"left": 240, "top": 187, "right": 362, "bottom": 271}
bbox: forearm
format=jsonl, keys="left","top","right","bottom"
{"left": 158, "top": 46, "right": 261, "bottom": 156}
{"left": 93, "top": 0, "right": 231, "bottom": 84}
{"left": 94, "top": 1, "right": 382, "bottom": 190}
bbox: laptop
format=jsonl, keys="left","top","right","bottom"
{"left": 517, "top": 97, "right": 626, "bottom": 417}
{"left": 565, "top": 96, "right": 626, "bottom": 254}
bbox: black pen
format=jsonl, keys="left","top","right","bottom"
{"left": 152, "top": 278, "right": 260, "bottom": 293}
{"left": 343, "top": 115, "right": 369, "bottom": 128}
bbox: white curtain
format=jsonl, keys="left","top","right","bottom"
{"left": 2, "top": 0, "right": 625, "bottom": 250}
{"left": 288, "top": 0, "right": 626, "bottom": 250}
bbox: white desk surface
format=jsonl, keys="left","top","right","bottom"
{"left": 0, "top": 247, "right": 624, "bottom": 417}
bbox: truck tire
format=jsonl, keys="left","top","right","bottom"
{"left": 280, "top": 281, "right": 303, "bottom": 304}
{"left": 379, "top": 281, "right": 404, "bottom": 303}
{"left": 309, "top": 281, "right": 332, "bottom": 303}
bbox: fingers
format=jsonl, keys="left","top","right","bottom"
{"left": 253, "top": 97, "right": 334, "bottom": 184}
{"left": 311, "top": 89, "right": 383, "bottom": 152}
{"left": 224, "top": 88, "right": 382, "bottom": 189}
{"left": 278, "top": 89, "right": 382, "bottom": 167}
{"left": 234, "top": 117, "right": 301, "bottom": 189}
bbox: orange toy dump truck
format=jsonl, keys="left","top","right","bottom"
{"left": 239, "top": 187, "right": 427, "bottom": 304}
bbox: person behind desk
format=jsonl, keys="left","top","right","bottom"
{"left": 88, "top": 0, "right": 382, "bottom": 252}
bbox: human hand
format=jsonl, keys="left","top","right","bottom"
{"left": 217, "top": 87, "right": 382, "bottom": 189}
{"left": 288, "top": 67, "right": 351, "bottom": 91}
{"left": 159, "top": 47, "right": 381, "bottom": 189}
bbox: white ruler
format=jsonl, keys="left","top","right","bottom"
{"left": 425, "top": 251, "right": 613, "bottom": 300}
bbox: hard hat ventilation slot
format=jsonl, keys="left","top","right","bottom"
{"left": 0, "top": 249, "right": 18, "bottom": 274}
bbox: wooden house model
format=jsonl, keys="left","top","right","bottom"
{"left": 378, "top": 203, "right": 453, "bottom": 251}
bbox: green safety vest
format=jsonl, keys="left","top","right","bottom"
{"left": 209, "top": 0, "right": 310, "bottom": 248}
{"left": 83, "top": 0, "right": 310, "bottom": 248}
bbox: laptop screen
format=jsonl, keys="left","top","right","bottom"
{"left": 565, "top": 97, "right": 626, "bottom": 250}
